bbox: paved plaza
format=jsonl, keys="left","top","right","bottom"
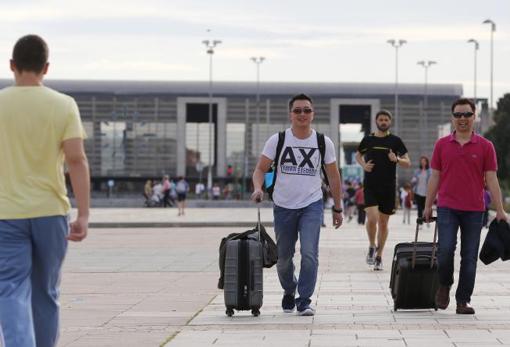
{"left": 58, "top": 208, "right": 510, "bottom": 347}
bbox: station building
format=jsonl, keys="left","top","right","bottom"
{"left": 1, "top": 80, "right": 483, "bottom": 191}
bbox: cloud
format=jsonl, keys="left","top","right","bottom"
{"left": 82, "top": 59, "right": 197, "bottom": 73}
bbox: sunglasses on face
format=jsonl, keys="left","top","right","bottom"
{"left": 452, "top": 112, "right": 474, "bottom": 119}
{"left": 292, "top": 108, "right": 313, "bottom": 114}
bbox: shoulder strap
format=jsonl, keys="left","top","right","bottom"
{"left": 274, "top": 131, "right": 286, "bottom": 168}
{"left": 266, "top": 131, "right": 286, "bottom": 200}
{"left": 316, "top": 132, "right": 330, "bottom": 186}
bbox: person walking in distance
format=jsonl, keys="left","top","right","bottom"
{"left": 175, "top": 176, "right": 189, "bottom": 216}
{"left": 0, "top": 35, "right": 90, "bottom": 347}
{"left": 424, "top": 98, "right": 507, "bottom": 314}
{"left": 354, "top": 183, "right": 366, "bottom": 225}
{"left": 411, "top": 156, "right": 431, "bottom": 220}
{"left": 251, "top": 93, "right": 343, "bottom": 316}
{"left": 355, "top": 110, "right": 411, "bottom": 271}
{"left": 402, "top": 183, "right": 413, "bottom": 224}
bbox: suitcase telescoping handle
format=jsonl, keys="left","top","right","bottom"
{"left": 257, "top": 199, "right": 262, "bottom": 241}
{"left": 412, "top": 217, "right": 438, "bottom": 269}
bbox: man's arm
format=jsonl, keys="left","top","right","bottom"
{"left": 355, "top": 151, "right": 374, "bottom": 172}
{"left": 325, "top": 162, "right": 343, "bottom": 229}
{"left": 251, "top": 155, "right": 273, "bottom": 202}
{"left": 485, "top": 171, "right": 508, "bottom": 221}
{"left": 63, "top": 138, "right": 90, "bottom": 241}
{"left": 397, "top": 153, "right": 412, "bottom": 169}
{"left": 423, "top": 169, "right": 440, "bottom": 221}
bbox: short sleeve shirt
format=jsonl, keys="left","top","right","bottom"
{"left": 262, "top": 128, "right": 336, "bottom": 209}
{"left": 431, "top": 132, "right": 497, "bottom": 211}
{"left": 0, "top": 86, "right": 86, "bottom": 219}
{"left": 357, "top": 133, "right": 408, "bottom": 188}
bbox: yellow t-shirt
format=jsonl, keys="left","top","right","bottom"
{"left": 0, "top": 85, "right": 86, "bottom": 219}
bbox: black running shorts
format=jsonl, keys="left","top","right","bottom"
{"left": 363, "top": 185, "right": 396, "bottom": 215}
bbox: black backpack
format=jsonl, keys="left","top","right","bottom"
{"left": 265, "top": 131, "right": 329, "bottom": 201}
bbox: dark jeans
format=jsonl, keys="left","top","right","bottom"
{"left": 273, "top": 199, "right": 323, "bottom": 309}
{"left": 415, "top": 194, "right": 426, "bottom": 219}
{"left": 436, "top": 207, "right": 483, "bottom": 304}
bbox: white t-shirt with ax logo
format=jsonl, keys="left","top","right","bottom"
{"left": 262, "top": 128, "right": 336, "bottom": 209}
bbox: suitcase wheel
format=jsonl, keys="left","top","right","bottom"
{"left": 251, "top": 308, "right": 260, "bottom": 317}
{"left": 226, "top": 308, "right": 234, "bottom": 317}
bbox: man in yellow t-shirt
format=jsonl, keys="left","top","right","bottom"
{"left": 0, "top": 35, "right": 90, "bottom": 347}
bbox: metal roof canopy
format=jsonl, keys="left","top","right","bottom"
{"left": 0, "top": 79, "right": 462, "bottom": 97}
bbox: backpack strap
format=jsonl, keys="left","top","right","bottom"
{"left": 316, "top": 132, "right": 330, "bottom": 186}
{"left": 266, "top": 131, "right": 285, "bottom": 200}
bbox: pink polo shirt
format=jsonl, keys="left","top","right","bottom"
{"left": 431, "top": 132, "right": 497, "bottom": 211}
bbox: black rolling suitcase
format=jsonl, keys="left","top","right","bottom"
{"left": 390, "top": 217, "right": 440, "bottom": 311}
{"left": 223, "top": 209, "right": 264, "bottom": 317}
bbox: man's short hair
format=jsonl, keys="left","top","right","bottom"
{"left": 451, "top": 98, "right": 476, "bottom": 113}
{"left": 12, "top": 34, "right": 49, "bottom": 74}
{"left": 288, "top": 93, "right": 313, "bottom": 110}
{"left": 375, "top": 109, "right": 392, "bottom": 120}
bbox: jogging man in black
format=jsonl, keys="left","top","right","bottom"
{"left": 355, "top": 110, "right": 411, "bottom": 270}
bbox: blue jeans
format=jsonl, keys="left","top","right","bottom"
{"left": 436, "top": 207, "right": 483, "bottom": 304}
{"left": 273, "top": 199, "right": 322, "bottom": 309}
{"left": 0, "top": 216, "right": 69, "bottom": 347}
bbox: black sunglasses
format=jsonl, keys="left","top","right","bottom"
{"left": 292, "top": 108, "right": 313, "bottom": 114}
{"left": 452, "top": 112, "right": 474, "bottom": 119}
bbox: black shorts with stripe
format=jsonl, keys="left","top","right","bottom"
{"left": 363, "top": 185, "right": 396, "bottom": 215}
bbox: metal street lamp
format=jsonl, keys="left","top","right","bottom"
{"left": 202, "top": 38, "right": 222, "bottom": 196}
{"left": 250, "top": 56, "right": 265, "bottom": 156}
{"left": 467, "top": 39, "right": 479, "bottom": 103}
{"left": 387, "top": 39, "right": 407, "bottom": 135}
{"left": 417, "top": 60, "right": 437, "bottom": 155}
{"left": 482, "top": 19, "right": 496, "bottom": 130}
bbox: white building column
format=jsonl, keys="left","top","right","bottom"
{"left": 176, "top": 97, "right": 227, "bottom": 177}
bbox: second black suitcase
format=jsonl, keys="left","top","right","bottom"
{"left": 390, "top": 217, "right": 440, "bottom": 311}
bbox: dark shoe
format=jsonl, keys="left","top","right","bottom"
{"left": 282, "top": 293, "right": 295, "bottom": 313}
{"left": 456, "top": 302, "right": 475, "bottom": 315}
{"left": 366, "top": 246, "right": 376, "bottom": 265}
{"left": 373, "top": 256, "right": 383, "bottom": 271}
{"left": 435, "top": 286, "right": 450, "bottom": 310}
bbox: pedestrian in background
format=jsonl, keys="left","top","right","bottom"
{"left": 411, "top": 156, "right": 431, "bottom": 220}
{"left": 175, "top": 176, "right": 189, "bottom": 216}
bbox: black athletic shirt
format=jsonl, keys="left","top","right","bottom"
{"left": 357, "top": 133, "right": 408, "bottom": 188}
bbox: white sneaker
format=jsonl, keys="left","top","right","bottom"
{"left": 297, "top": 306, "right": 315, "bottom": 316}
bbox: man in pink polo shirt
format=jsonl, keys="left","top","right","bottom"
{"left": 424, "top": 98, "right": 507, "bottom": 315}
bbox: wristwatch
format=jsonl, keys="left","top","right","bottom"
{"left": 332, "top": 206, "right": 343, "bottom": 213}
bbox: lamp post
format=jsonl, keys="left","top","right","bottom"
{"left": 387, "top": 39, "right": 407, "bottom": 135}
{"left": 417, "top": 60, "right": 437, "bottom": 155}
{"left": 467, "top": 39, "right": 479, "bottom": 103}
{"left": 467, "top": 39, "right": 479, "bottom": 132}
{"left": 250, "top": 56, "right": 265, "bottom": 156}
{"left": 482, "top": 19, "right": 496, "bottom": 130}
{"left": 202, "top": 39, "right": 221, "bottom": 196}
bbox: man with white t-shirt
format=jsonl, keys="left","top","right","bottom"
{"left": 251, "top": 93, "right": 343, "bottom": 316}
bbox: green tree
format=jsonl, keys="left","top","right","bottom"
{"left": 485, "top": 93, "right": 510, "bottom": 188}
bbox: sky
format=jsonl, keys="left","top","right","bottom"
{"left": 1, "top": 0, "right": 509, "bottom": 108}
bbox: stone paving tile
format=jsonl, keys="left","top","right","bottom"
{"left": 56, "top": 209, "right": 510, "bottom": 346}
